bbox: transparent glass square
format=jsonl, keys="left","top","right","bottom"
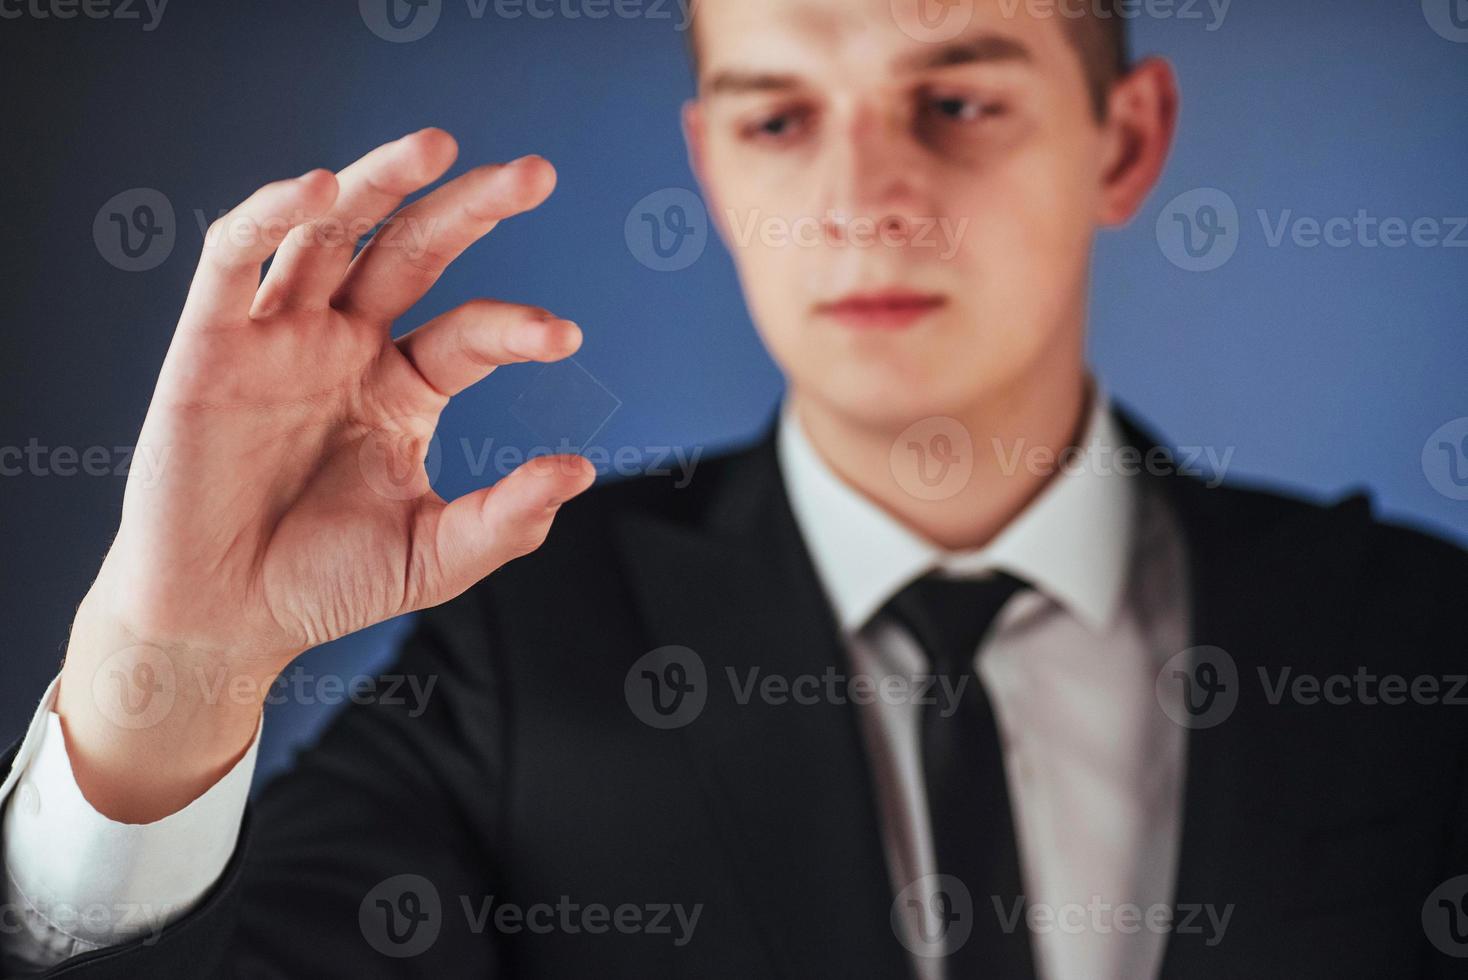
{"left": 508, "top": 359, "right": 622, "bottom": 453}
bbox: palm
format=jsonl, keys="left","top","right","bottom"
{"left": 93, "top": 129, "right": 592, "bottom": 669}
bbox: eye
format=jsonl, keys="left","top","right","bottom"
{"left": 760, "top": 115, "right": 796, "bottom": 136}
{"left": 921, "top": 92, "right": 1004, "bottom": 124}
{"left": 740, "top": 107, "right": 812, "bottom": 145}
{"left": 933, "top": 96, "right": 978, "bottom": 121}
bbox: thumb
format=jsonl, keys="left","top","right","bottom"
{"left": 424, "top": 454, "right": 596, "bottom": 605}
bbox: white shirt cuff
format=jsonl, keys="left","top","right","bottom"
{"left": 1, "top": 675, "right": 259, "bottom": 965}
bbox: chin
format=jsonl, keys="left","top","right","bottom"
{"left": 797, "top": 357, "right": 987, "bottom": 432}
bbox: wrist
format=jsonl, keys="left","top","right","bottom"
{"left": 55, "top": 605, "right": 268, "bottom": 823}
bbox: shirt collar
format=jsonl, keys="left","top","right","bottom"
{"left": 777, "top": 391, "right": 1136, "bottom": 635}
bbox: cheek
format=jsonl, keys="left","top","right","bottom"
{"left": 704, "top": 153, "right": 818, "bottom": 305}
{"left": 942, "top": 142, "right": 1098, "bottom": 293}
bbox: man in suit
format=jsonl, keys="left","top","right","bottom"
{"left": 3, "top": 0, "right": 1465, "bottom": 976}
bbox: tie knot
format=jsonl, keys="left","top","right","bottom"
{"left": 880, "top": 572, "right": 1029, "bottom": 678}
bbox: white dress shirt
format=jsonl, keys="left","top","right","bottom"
{"left": 1, "top": 678, "right": 258, "bottom": 968}
{"left": 1, "top": 392, "right": 1191, "bottom": 979}
{"left": 778, "top": 394, "right": 1191, "bottom": 980}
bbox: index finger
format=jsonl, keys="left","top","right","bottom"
{"left": 329, "top": 154, "right": 557, "bottom": 324}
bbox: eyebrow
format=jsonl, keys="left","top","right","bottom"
{"left": 896, "top": 33, "right": 1036, "bottom": 73}
{"left": 703, "top": 70, "right": 804, "bottom": 97}
{"left": 702, "top": 33, "right": 1036, "bottom": 98}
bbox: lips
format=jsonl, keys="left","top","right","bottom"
{"left": 815, "top": 289, "right": 948, "bottom": 330}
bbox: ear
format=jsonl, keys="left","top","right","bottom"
{"left": 682, "top": 99, "right": 708, "bottom": 189}
{"left": 1096, "top": 57, "right": 1179, "bottom": 227}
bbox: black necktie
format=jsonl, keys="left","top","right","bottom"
{"left": 881, "top": 571, "right": 1036, "bottom": 980}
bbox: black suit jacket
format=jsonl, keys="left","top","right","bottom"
{"left": 7, "top": 410, "right": 1468, "bottom": 979}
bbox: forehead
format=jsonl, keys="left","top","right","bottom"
{"left": 693, "top": 0, "right": 1083, "bottom": 85}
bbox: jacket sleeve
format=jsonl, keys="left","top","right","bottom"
{"left": 7, "top": 589, "right": 510, "bottom": 978}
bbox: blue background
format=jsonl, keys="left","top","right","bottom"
{"left": 1, "top": 0, "right": 1464, "bottom": 783}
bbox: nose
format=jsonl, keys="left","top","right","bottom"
{"left": 814, "top": 103, "right": 931, "bottom": 242}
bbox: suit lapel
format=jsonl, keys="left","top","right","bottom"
{"left": 615, "top": 436, "right": 914, "bottom": 980}
{"left": 615, "top": 410, "right": 1371, "bottom": 979}
{"left": 1117, "top": 410, "right": 1369, "bottom": 976}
